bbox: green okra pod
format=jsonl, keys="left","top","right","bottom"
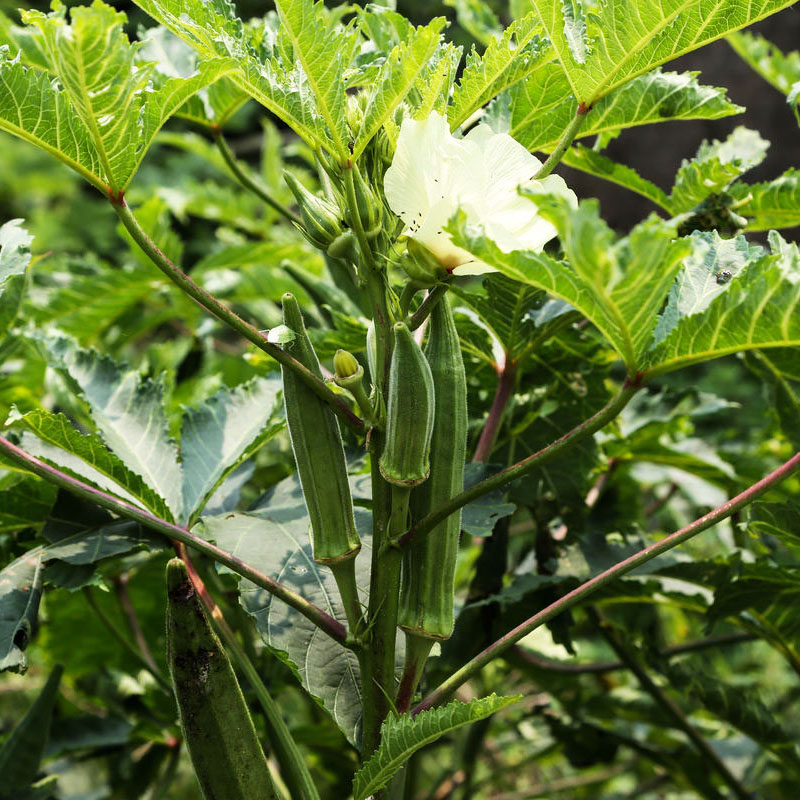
{"left": 166, "top": 559, "right": 277, "bottom": 800}
{"left": 399, "top": 300, "right": 467, "bottom": 639}
{"left": 281, "top": 293, "right": 361, "bottom": 564}
{"left": 379, "top": 322, "right": 435, "bottom": 487}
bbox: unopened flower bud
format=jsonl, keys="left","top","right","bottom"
{"left": 283, "top": 171, "right": 343, "bottom": 250}
{"left": 333, "top": 349, "right": 362, "bottom": 383}
{"left": 326, "top": 230, "right": 359, "bottom": 262}
{"left": 399, "top": 238, "right": 450, "bottom": 286}
{"left": 346, "top": 165, "right": 383, "bottom": 238}
{"left": 346, "top": 92, "right": 368, "bottom": 137}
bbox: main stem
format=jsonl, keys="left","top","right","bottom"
{"left": 112, "top": 199, "right": 362, "bottom": 434}
{"left": 414, "top": 450, "right": 800, "bottom": 713}
{"left": 0, "top": 436, "right": 348, "bottom": 646}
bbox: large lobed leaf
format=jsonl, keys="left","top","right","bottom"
{"left": 199, "top": 476, "right": 372, "bottom": 747}
{"left": 529, "top": 0, "right": 797, "bottom": 104}
{"left": 39, "top": 334, "right": 183, "bottom": 520}
{"left": 505, "top": 68, "right": 741, "bottom": 153}
{"left": 645, "top": 232, "right": 800, "bottom": 377}
{"left": 352, "top": 694, "right": 520, "bottom": 799}
{"left": 180, "top": 377, "right": 284, "bottom": 524}
{"left": 449, "top": 196, "right": 689, "bottom": 372}
{"left": 0, "top": 1, "right": 234, "bottom": 193}
{"left": 0, "top": 219, "right": 32, "bottom": 334}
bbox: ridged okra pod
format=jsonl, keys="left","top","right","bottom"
{"left": 281, "top": 293, "right": 361, "bottom": 564}
{"left": 166, "top": 559, "right": 277, "bottom": 800}
{"left": 399, "top": 301, "right": 467, "bottom": 639}
{"left": 379, "top": 322, "right": 435, "bottom": 487}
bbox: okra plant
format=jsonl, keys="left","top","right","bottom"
{"left": 2, "top": 0, "right": 800, "bottom": 797}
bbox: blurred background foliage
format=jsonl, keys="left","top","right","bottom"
{"left": 0, "top": 1, "right": 799, "bottom": 798}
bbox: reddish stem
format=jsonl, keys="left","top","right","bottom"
{"left": 473, "top": 360, "right": 516, "bottom": 464}
{"left": 413, "top": 450, "right": 800, "bottom": 714}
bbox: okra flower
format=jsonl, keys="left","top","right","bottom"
{"left": 384, "top": 111, "right": 577, "bottom": 276}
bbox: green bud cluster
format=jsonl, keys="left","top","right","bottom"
{"left": 283, "top": 171, "right": 344, "bottom": 253}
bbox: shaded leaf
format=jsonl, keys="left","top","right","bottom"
{"left": 40, "top": 335, "right": 183, "bottom": 519}
{"left": 6, "top": 407, "right": 173, "bottom": 519}
{"left": 0, "top": 552, "right": 43, "bottom": 673}
{"left": 0, "top": 474, "right": 57, "bottom": 534}
{"left": 0, "top": 664, "right": 62, "bottom": 796}
{"left": 0, "top": 219, "right": 32, "bottom": 333}
{"left": 352, "top": 695, "right": 520, "bottom": 799}
{"left": 461, "top": 462, "right": 516, "bottom": 537}
{"left": 199, "top": 476, "right": 371, "bottom": 746}
{"left": 444, "top": 0, "right": 502, "bottom": 46}
{"left": 180, "top": 376, "right": 284, "bottom": 523}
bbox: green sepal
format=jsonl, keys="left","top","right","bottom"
{"left": 281, "top": 294, "right": 361, "bottom": 563}
{"left": 379, "top": 322, "right": 435, "bottom": 487}
{"left": 283, "top": 171, "right": 343, "bottom": 250}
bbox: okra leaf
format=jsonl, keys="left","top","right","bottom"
{"left": 529, "top": 0, "right": 796, "bottom": 105}
{"left": 0, "top": 475, "right": 57, "bottom": 534}
{"left": 460, "top": 463, "right": 516, "bottom": 537}
{"left": 5, "top": 407, "right": 173, "bottom": 520}
{"left": 37, "top": 335, "right": 183, "bottom": 520}
{"left": 449, "top": 196, "right": 690, "bottom": 371}
{"left": 199, "top": 477, "right": 372, "bottom": 747}
{"left": 352, "top": 694, "right": 520, "bottom": 799}
{"left": 728, "top": 31, "right": 800, "bottom": 103}
{"left": 352, "top": 17, "right": 445, "bottom": 159}
{"left": 645, "top": 232, "right": 800, "bottom": 377}
{"left": 448, "top": 14, "right": 551, "bottom": 130}
{"left": 180, "top": 377, "right": 284, "bottom": 524}
{"left": 444, "top": 0, "right": 503, "bottom": 46}
{"left": 0, "top": 219, "right": 32, "bottom": 335}
{"left": 667, "top": 127, "right": 768, "bottom": 214}
{"left": 508, "top": 69, "right": 741, "bottom": 153}
{"left": 0, "top": 517, "right": 159, "bottom": 673}
{"left": 559, "top": 146, "right": 671, "bottom": 212}
{"left": 274, "top": 0, "right": 358, "bottom": 162}
{"left": 729, "top": 169, "right": 800, "bottom": 232}
{"left": 0, "top": 664, "right": 62, "bottom": 791}
{"left": 133, "top": 0, "right": 333, "bottom": 155}
{"left": 139, "top": 26, "right": 250, "bottom": 130}
{"left": 747, "top": 501, "right": 800, "bottom": 551}
{"left": 0, "top": 2, "right": 234, "bottom": 193}
{"left": 744, "top": 351, "right": 800, "bottom": 448}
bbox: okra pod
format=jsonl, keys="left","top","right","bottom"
{"left": 281, "top": 294, "right": 361, "bottom": 564}
{"left": 166, "top": 559, "right": 277, "bottom": 800}
{"left": 379, "top": 322, "right": 435, "bottom": 487}
{"left": 398, "top": 300, "right": 467, "bottom": 639}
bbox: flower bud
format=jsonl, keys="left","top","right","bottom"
{"left": 283, "top": 171, "right": 343, "bottom": 250}
{"left": 333, "top": 349, "right": 362, "bottom": 384}
{"left": 346, "top": 165, "right": 383, "bottom": 238}
{"left": 326, "top": 229, "right": 359, "bottom": 262}
{"left": 346, "top": 92, "right": 368, "bottom": 137}
{"left": 399, "top": 238, "right": 450, "bottom": 286}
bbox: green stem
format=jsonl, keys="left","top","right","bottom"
{"left": 407, "top": 285, "right": 449, "bottom": 331}
{"left": 0, "top": 436, "right": 348, "bottom": 646}
{"left": 82, "top": 587, "right": 171, "bottom": 692}
{"left": 180, "top": 549, "right": 321, "bottom": 800}
{"left": 414, "top": 449, "right": 800, "bottom": 713}
{"left": 329, "top": 558, "right": 363, "bottom": 637}
{"left": 533, "top": 103, "right": 590, "bottom": 180}
{"left": 396, "top": 634, "right": 434, "bottom": 714}
{"left": 397, "top": 383, "right": 639, "bottom": 549}
{"left": 213, "top": 130, "right": 301, "bottom": 225}
{"left": 112, "top": 199, "right": 362, "bottom": 434}
{"left": 343, "top": 166, "right": 374, "bottom": 271}
{"left": 588, "top": 606, "right": 752, "bottom": 800}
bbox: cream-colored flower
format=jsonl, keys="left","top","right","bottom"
{"left": 383, "top": 111, "right": 577, "bottom": 276}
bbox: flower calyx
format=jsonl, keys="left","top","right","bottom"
{"left": 283, "top": 171, "right": 344, "bottom": 251}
